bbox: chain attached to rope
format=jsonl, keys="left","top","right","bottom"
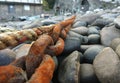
{"left": 0, "top": 15, "right": 76, "bottom": 83}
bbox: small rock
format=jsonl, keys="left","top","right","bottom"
{"left": 80, "top": 45, "right": 101, "bottom": 53}
{"left": 88, "top": 26, "right": 100, "bottom": 35}
{"left": 91, "top": 18, "right": 112, "bottom": 28}
{"left": 116, "top": 44, "right": 120, "bottom": 58}
{"left": 41, "top": 19, "right": 58, "bottom": 26}
{"left": 75, "top": 14, "right": 100, "bottom": 25}
{"left": 110, "top": 38, "right": 120, "bottom": 51}
{"left": 58, "top": 51, "right": 80, "bottom": 83}
{"left": 71, "top": 26, "right": 88, "bottom": 36}
{"left": 62, "top": 36, "right": 81, "bottom": 55}
{"left": 114, "top": 15, "right": 120, "bottom": 29}
{"left": 83, "top": 45, "right": 104, "bottom": 64}
{"left": 0, "top": 48, "right": 16, "bottom": 66}
{"left": 88, "top": 34, "right": 100, "bottom": 44}
{"left": 80, "top": 64, "right": 100, "bottom": 83}
{"left": 73, "top": 21, "right": 87, "bottom": 28}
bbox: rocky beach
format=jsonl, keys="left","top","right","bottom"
{"left": 0, "top": 2, "right": 120, "bottom": 83}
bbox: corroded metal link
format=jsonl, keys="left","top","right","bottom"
{"left": 27, "top": 55, "right": 55, "bottom": 83}
{"left": 0, "top": 15, "right": 76, "bottom": 83}
{"left": 26, "top": 34, "right": 54, "bottom": 79}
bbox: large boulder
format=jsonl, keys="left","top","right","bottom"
{"left": 80, "top": 64, "right": 100, "bottom": 83}
{"left": 58, "top": 51, "right": 80, "bottom": 83}
{"left": 100, "top": 25, "right": 120, "bottom": 46}
{"left": 0, "top": 48, "right": 16, "bottom": 66}
{"left": 71, "top": 26, "right": 88, "bottom": 36}
{"left": 83, "top": 45, "right": 104, "bottom": 64}
{"left": 110, "top": 38, "right": 120, "bottom": 51}
{"left": 93, "top": 47, "right": 120, "bottom": 83}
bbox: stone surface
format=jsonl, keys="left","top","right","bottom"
{"left": 15, "top": 44, "right": 31, "bottom": 59}
{"left": 80, "top": 44, "right": 102, "bottom": 53}
{"left": 88, "top": 26, "right": 100, "bottom": 35}
{"left": 0, "top": 48, "right": 16, "bottom": 66}
{"left": 83, "top": 45, "right": 104, "bottom": 64}
{"left": 114, "top": 15, "right": 120, "bottom": 29}
{"left": 80, "top": 64, "right": 100, "bottom": 83}
{"left": 91, "top": 18, "right": 112, "bottom": 28}
{"left": 62, "top": 36, "right": 81, "bottom": 55}
{"left": 75, "top": 14, "right": 100, "bottom": 25}
{"left": 116, "top": 44, "right": 120, "bottom": 58}
{"left": 71, "top": 26, "right": 88, "bottom": 36}
{"left": 110, "top": 38, "right": 120, "bottom": 51}
{"left": 22, "top": 19, "right": 42, "bottom": 29}
{"left": 58, "top": 51, "right": 80, "bottom": 83}
{"left": 93, "top": 47, "right": 120, "bottom": 83}
{"left": 88, "top": 34, "right": 100, "bottom": 44}
{"left": 41, "top": 19, "right": 58, "bottom": 26}
{"left": 73, "top": 21, "right": 87, "bottom": 28}
{"left": 100, "top": 25, "right": 120, "bottom": 46}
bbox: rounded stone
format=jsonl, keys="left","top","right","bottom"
{"left": 114, "top": 15, "right": 120, "bottom": 29}
{"left": 100, "top": 26, "right": 120, "bottom": 46}
{"left": 0, "top": 48, "right": 16, "bottom": 66}
{"left": 58, "top": 51, "right": 80, "bottom": 83}
{"left": 15, "top": 44, "right": 31, "bottom": 59}
{"left": 110, "top": 38, "right": 120, "bottom": 51}
{"left": 73, "top": 21, "right": 87, "bottom": 28}
{"left": 80, "top": 64, "right": 100, "bottom": 83}
{"left": 93, "top": 47, "right": 120, "bottom": 83}
{"left": 41, "top": 19, "right": 58, "bottom": 26}
{"left": 88, "top": 34, "right": 100, "bottom": 44}
{"left": 116, "top": 44, "right": 120, "bottom": 58}
{"left": 88, "top": 26, "right": 100, "bottom": 35}
{"left": 92, "top": 18, "right": 112, "bottom": 29}
{"left": 62, "top": 36, "right": 81, "bottom": 55}
{"left": 83, "top": 45, "right": 104, "bottom": 64}
{"left": 71, "top": 26, "right": 88, "bottom": 36}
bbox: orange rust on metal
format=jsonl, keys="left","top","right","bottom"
{"left": 0, "top": 15, "right": 76, "bottom": 82}
{"left": 26, "top": 34, "right": 54, "bottom": 79}
{"left": 27, "top": 55, "right": 55, "bottom": 83}
{"left": 0, "top": 65, "right": 27, "bottom": 83}
{"left": 60, "top": 29, "right": 67, "bottom": 39}
{"left": 60, "top": 15, "right": 76, "bottom": 27}
{"left": 11, "top": 56, "right": 26, "bottom": 70}
{"left": 51, "top": 23, "right": 62, "bottom": 43}
{"left": 49, "top": 37, "right": 64, "bottom": 56}
{"left": 64, "top": 24, "right": 72, "bottom": 33}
